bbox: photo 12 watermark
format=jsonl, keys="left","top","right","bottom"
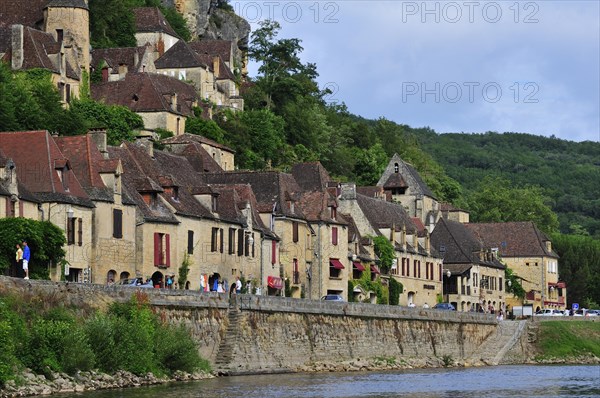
{"left": 232, "top": 1, "right": 340, "bottom": 24}
{"left": 400, "top": 1, "right": 539, "bottom": 23}
{"left": 401, "top": 81, "right": 540, "bottom": 103}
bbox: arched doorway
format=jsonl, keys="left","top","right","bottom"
{"left": 119, "top": 271, "right": 130, "bottom": 281}
{"left": 208, "top": 273, "right": 221, "bottom": 292}
{"left": 151, "top": 271, "right": 164, "bottom": 288}
{"left": 107, "top": 270, "right": 116, "bottom": 284}
{"left": 407, "top": 291, "right": 415, "bottom": 306}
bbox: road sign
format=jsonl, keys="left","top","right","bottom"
{"left": 572, "top": 303, "right": 579, "bottom": 310}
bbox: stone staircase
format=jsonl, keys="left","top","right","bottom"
{"left": 466, "top": 320, "right": 527, "bottom": 366}
{"left": 213, "top": 298, "right": 241, "bottom": 374}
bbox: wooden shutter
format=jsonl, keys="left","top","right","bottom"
{"left": 165, "top": 234, "right": 171, "bottom": 267}
{"left": 187, "top": 230, "right": 194, "bottom": 254}
{"left": 252, "top": 233, "right": 255, "bottom": 257}
{"left": 439, "top": 263, "right": 442, "bottom": 281}
{"left": 332, "top": 227, "right": 338, "bottom": 246}
{"left": 18, "top": 200, "right": 23, "bottom": 217}
{"left": 154, "top": 233, "right": 160, "bottom": 266}
{"left": 113, "top": 209, "right": 123, "bottom": 238}
{"left": 237, "top": 229, "right": 244, "bottom": 256}
{"left": 271, "top": 240, "right": 276, "bottom": 264}
{"left": 67, "top": 218, "right": 74, "bottom": 245}
{"left": 211, "top": 228, "right": 217, "bottom": 252}
{"left": 229, "top": 228, "right": 235, "bottom": 254}
{"left": 219, "top": 228, "right": 224, "bottom": 253}
{"left": 292, "top": 222, "right": 298, "bottom": 242}
{"left": 77, "top": 218, "right": 83, "bottom": 246}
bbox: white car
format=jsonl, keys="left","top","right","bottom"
{"left": 536, "top": 309, "right": 563, "bottom": 316}
{"left": 573, "top": 309, "right": 598, "bottom": 317}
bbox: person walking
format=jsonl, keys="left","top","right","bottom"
{"left": 236, "top": 276, "right": 242, "bottom": 294}
{"left": 15, "top": 243, "right": 23, "bottom": 277}
{"left": 22, "top": 240, "right": 30, "bottom": 279}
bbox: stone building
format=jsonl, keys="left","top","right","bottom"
{"left": 431, "top": 218, "right": 506, "bottom": 312}
{"left": 161, "top": 133, "right": 235, "bottom": 171}
{"left": 133, "top": 7, "right": 180, "bottom": 58}
{"left": 465, "top": 222, "right": 565, "bottom": 312}
{"left": 91, "top": 45, "right": 156, "bottom": 82}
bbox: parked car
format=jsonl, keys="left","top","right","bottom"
{"left": 535, "top": 309, "right": 563, "bottom": 316}
{"left": 573, "top": 309, "right": 598, "bottom": 317}
{"left": 321, "top": 294, "right": 344, "bottom": 302}
{"left": 433, "top": 303, "right": 456, "bottom": 311}
{"left": 117, "top": 278, "right": 154, "bottom": 288}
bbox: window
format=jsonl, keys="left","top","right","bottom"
{"left": 293, "top": 259, "right": 300, "bottom": 284}
{"left": 219, "top": 228, "right": 224, "bottom": 253}
{"left": 425, "top": 262, "right": 429, "bottom": 280}
{"left": 237, "top": 229, "right": 244, "bottom": 256}
{"left": 211, "top": 228, "right": 219, "bottom": 252}
{"left": 77, "top": 218, "right": 82, "bottom": 246}
{"left": 413, "top": 259, "right": 417, "bottom": 278}
{"left": 439, "top": 263, "right": 442, "bottom": 281}
{"left": 499, "top": 277, "right": 503, "bottom": 291}
{"left": 153, "top": 233, "right": 170, "bottom": 267}
{"left": 292, "top": 222, "right": 299, "bottom": 243}
{"left": 245, "top": 232, "right": 250, "bottom": 257}
{"left": 394, "top": 163, "right": 399, "bottom": 173}
{"left": 67, "top": 217, "right": 75, "bottom": 245}
{"left": 187, "top": 230, "right": 194, "bottom": 254}
{"left": 228, "top": 228, "right": 236, "bottom": 254}
{"left": 331, "top": 207, "right": 336, "bottom": 220}
{"left": 332, "top": 227, "right": 338, "bottom": 246}
{"left": 252, "top": 233, "right": 255, "bottom": 257}
{"left": 329, "top": 258, "right": 343, "bottom": 278}
{"left": 113, "top": 209, "right": 123, "bottom": 238}
{"left": 271, "top": 240, "right": 276, "bottom": 264}
{"left": 211, "top": 195, "right": 218, "bottom": 212}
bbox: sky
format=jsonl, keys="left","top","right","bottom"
{"left": 231, "top": 0, "right": 600, "bottom": 142}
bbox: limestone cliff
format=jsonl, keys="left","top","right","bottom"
{"left": 162, "top": 0, "right": 250, "bottom": 72}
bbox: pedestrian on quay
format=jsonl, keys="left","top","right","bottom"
{"left": 22, "top": 240, "right": 30, "bottom": 279}
{"left": 15, "top": 243, "right": 23, "bottom": 277}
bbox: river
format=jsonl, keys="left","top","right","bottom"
{"left": 55, "top": 365, "right": 599, "bottom": 398}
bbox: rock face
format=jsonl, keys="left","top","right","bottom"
{"left": 163, "top": 0, "right": 250, "bottom": 72}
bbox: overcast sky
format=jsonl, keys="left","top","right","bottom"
{"left": 232, "top": 0, "right": 600, "bottom": 143}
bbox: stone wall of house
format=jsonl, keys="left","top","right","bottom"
{"left": 0, "top": 277, "right": 499, "bottom": 373}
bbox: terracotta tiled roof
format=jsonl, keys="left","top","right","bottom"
{"left": 291, "top": 162, "right": 332, "bottom": 192}
{"left": 173, "top": 142, "right": 223, "bottom": 173}
{"left": 0, "top": 0, "right": 48, "bottom": 28}
{"left": 154, "top": 40, "right": 210, "bottom": 69}
{"left": 0, "top": 130, "right": 93, "bottom": 206}
{"left": 465, "top": 221, "right": 559, "bottom": 258}
{"left": 411, "top": 217, "right": 427, "bottom": 237}
{"left": 202, "top": 171, "right": 305, "bottom": 218}
{"left": 133, "top": 7, "right": 178, "bottom": 38}
{"left": 356, "top": 186, "right": 385, "bottom": 198}
{"left": 91, "top": 47, "right": 146, "bottom": 73}
{"left": 296, "top": 190, "right": 344, "bottom": 224}
{"left": 91, "top": 72, "right": 198, "bottom": 116}
{"left": 355, "top": 193, "right": 417, "bottom": 234}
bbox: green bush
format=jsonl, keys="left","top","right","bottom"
{"left": 85, "top": 313, "right": 119, "bottom": 372}
{"left": 154, "top": 325, "right": 207, "bottom": 374}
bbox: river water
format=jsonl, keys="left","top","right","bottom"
{"left": 56, "top": 365, "right": 599, "bottom": 398}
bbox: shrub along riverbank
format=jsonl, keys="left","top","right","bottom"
{"left": 535, "top": 321, "right": 600, "bottom": 361}
{"left": 0, "top": 291, "right": 210, "bottom": 390}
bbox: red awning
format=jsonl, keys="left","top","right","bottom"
{"left": 353, "top": 261, "right": 365, "bottom": 271}
{"left": 370, "top": 264, "right": 381, "bottom": 275}
{"left": 330, "top": 259, "right": 345, "bottom": 269}
{"left": 267, "top": 276, "right": 283, "bottom": 289}
{"left": 557, "top": 282, "right": 566, "bottom": 288}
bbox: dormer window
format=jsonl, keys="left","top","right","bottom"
{"left": 394, "top": 163, "right": 399, "bottom": 173}
{"left": 330, "top": 206, "right": 336, "bottom": 220}
{"left": 172, "top": 187, "right": 179, "bottom": 201}
{"left": 211, "top": 195, "right": 218, "bottom": 212}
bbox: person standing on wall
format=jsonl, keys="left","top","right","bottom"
{"left": 15, "top": 243, "right": 23, "bottom": 277}
{"left": 22, "top": 240, "right": 30, "bottom": 280}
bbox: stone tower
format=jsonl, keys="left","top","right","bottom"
{"left": 43, "top": 0, "right": 90, "bottom": 73}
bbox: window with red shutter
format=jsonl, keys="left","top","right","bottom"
{"left": 154, "top": 233, "right": 161, "bottom": 266}
{"left": 165, "top": 234, "right": 170, "bottom": 267}
{"left": 271, "top": 240, "right": 276, "bottom": 264}
{"left": 332, "top": 227, "right": 338, "bottom": 246}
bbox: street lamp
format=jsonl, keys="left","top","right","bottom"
{"left": 443, "top": 269, "right": 451, "bottom": 303}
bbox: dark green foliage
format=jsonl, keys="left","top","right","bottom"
{"left": 551, "top": 233, "right": 600, "bottom": 308}
{"left": 388, "top": 277, "right": 403, "bottom": 306}
{"left": 0, "top": 293, "right": 208, "bottom": 382}
{"left": 186, "top": 111, "right": 226, "bottom": 143}
{"left": 505, "top": 268, "right": 525, "bottom": 300}
{"left": 0, "top": 218, "right": 65, "bottom": 278}
{"left": 373, "top": 236, "right": 395, "bottom": 274}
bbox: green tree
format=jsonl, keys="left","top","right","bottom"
{"left": 505, "top": 267, "right": 526, "bottom": 300}
{"left": 373, "top": 235, "right": 395, "bottom": 274}
{"left": 467, "top": 176, "right": 559, "bottom": 234}
{"left": 0, "top": 218, "right": 66, "bottom": 279}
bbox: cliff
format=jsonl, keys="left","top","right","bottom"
{"left": 164, "top": 0, "right": 250, "bottom": 73}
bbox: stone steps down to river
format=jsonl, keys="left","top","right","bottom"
{"left": 466, "top": 320, "right": 527, "bottom": 366}
{"left": 214, "top": 299, "right": 242, "bottom": 373}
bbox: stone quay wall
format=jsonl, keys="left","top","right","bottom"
{"left": 0, "top": 277, "right": 498, "bottom": 373}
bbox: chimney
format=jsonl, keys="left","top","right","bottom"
{"left": 134, "top": 50, "right": 139, "bottom": 70}
{"left": 88, "top": 128, "right": 108, "bottom": 159}
{"left": 412, "top": 233, "right": 418, "bottom": 251}
{"left": 339, "top": 183, "right": 356, "bottom": 200}
{"left": 118, "top": 64, "right": 128, "bottom": 79}
{"left": 213, "top": 56, "right": 220, "bottom": 78}
{"left": 11, "top": 25, "right": 24, "bottom": 70}
{"left": 424, "top": 231, "right": 430, "bottom": 255}
{"left": 171, "top": 93, "right": 178, "bottom": 112}
{"left": 401, "top": 224, "right": 407, "bottom": 251}
{"left": 136, "top": 137, "right": 154, "bottom": 158}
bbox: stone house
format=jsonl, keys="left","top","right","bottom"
{"left": 91, "top": 72, "right": 199, "bottom": 135}
{"left": 202, "top": 170, "right": 313, "bottom": 299}
{"left": 465, "top": 222, "right": 565, "bottom": 312}
{"left": 0, "top": 0, "right": 90, "bottom": 103}
{"left": 91, "top": 45, "right": 156, "bottom": 82}
{"left": 338, "top": 183, "right": 443, "bottom": 307}
{"left": 161, "top": 133, "right": 235, "bottom": 171}
{"left": 133, "top": 7, "right": 180, "bottom": 58}
{"left": 376, "top": 153, "right": 440, "bottom": 232}
{"left": 54, "top": 130, "right": 138, "bottom": 284}
{"left": 431, "top": 218, "right": 507, "bottom": 312}
{"left": 0, "top": 130, "right": 95, "bottom": 281}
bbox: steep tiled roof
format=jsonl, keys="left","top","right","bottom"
{"left": 0, "top": 0, "right": 47, "bottom": 28}
{"left": 296, "top": 190, "right": 344, "bottom": 225}
{"left": 202, "top": 171, "right": 304, "bottom": 218}
{"left": 382, "top": 172, "right": 408, "bottom": 189}
{"left": 91, "top": 46, "right": 146, "bottom": 73}
{"left": 161, "top": 132, "right": 235, "bottom": 153}
{"left": 133, "top": 7, "right": 178, "bottom": 38}
{"left": 0, "top": 130, "right": 93, "bottom": 206}
{"left": 465, "top": 221, "right": 559, "bottom": 258}
{"left": 431, "top": 218, "right": 505, "bottom": 270}
{"left": 291, "top": 162, "right": 332, "bottom": 192}
{"left": 171, "top": 142, "right": 223, "bottom": 173}
{"left": 355, "top": 193, "right": 417, "bottom": 234}
{"left": 45, "top": 0, "right": 88, "bottom": 9}
{"left": 92, "top": 72, "right": 198, "bottom": 116}
{"left": 188, "top": 40, "right": 232, "bottom": 63}
{"left": 356, "top": 186, "right": 385, "bottom": 198}
{"left": 154, "top": 40, "right": 210, "bottom": 69}
{"left": 107, "top": 143, "right": 178, "bottom": 224}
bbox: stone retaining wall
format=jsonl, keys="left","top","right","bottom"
{"left": 0, "top": 277, "right": 499, "bottom": 373}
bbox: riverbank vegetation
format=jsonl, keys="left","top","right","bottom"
{"left": 0, "top": 293, "right": 209, "bottom": 387}
{"left": 535, "top": 321, "right": 600, "bottom": 360}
